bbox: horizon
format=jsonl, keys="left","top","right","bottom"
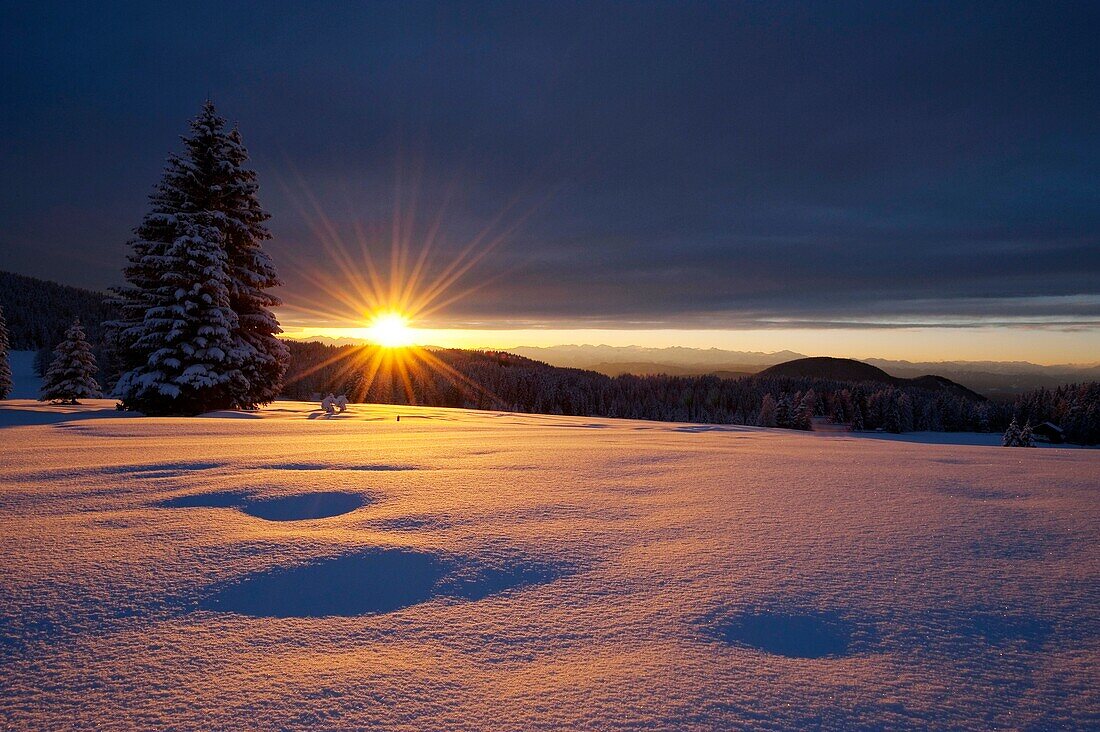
{"left": 3, "top": 268, "right": 1098, "bottom": 366}
{"left": 280, "top": 325, "right": 1100, "bottom": 366}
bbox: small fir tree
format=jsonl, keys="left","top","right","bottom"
{"left": 795, "top": 390, "right": 816, "bottom": 430}
{"left": 831, "top": 399, "right": 847, "bottom": 425}
{"left": 883, "top": 400, "right": 903, "bottom": 433}
{"left": 1002, "top": 417, "right": 1022, "bottom": 447}
{"left": 0, "top": 305, "right": 12, "bottom": 399}
{"left": 1018, "top": 420, "right": 1035, "bottom": 447}
{"left": 851, "top": 403, "right": 865, "bottom": 431}
{"left": 39, "top": 320, "right": 101, "bottom": 404}
{"left": 758, "top": 393, "right": 777, "bottom": 427}
{"left": 775, "top": 394, "right": 792, "bottom": 428}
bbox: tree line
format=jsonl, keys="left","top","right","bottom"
{"left": 280, "top": 341, "right": 1100, "bottom": 444}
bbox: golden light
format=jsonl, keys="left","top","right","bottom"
{"left": 274, "top": 165, "right": 545, "bottom": 406}
{"left": 366, "top": 312, "right": 415, "bottom": 347}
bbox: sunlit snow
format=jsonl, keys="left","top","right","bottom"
{"left": 0, "top": 398, "right": 1096, "bottom": 728}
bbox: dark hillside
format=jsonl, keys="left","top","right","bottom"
{"left": 0, "top": 271, "right": 116, "bottom": 350}
{"left": 759, "top": 357, "right": 985, "bottom": 401}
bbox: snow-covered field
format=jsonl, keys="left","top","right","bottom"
{"left": 0, "top": 398, "right": 1097, "bottom": 729}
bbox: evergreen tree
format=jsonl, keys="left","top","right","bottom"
{"left": 883, "top": 400, "right": 902, "bottom": 433}
{"left": 0, "top": 305, "right": 12, "bottom": 399}
{"left": 39, "top": 319, "right": 101, "bottom": 404}
{"left": 775, "top": 394, "right": 792, "bottom": 428}
{"left": 795, "top": 389, "right": 816, "bottom": 430}
{"left": 113, "top": 218, "right": 247, "bottom": 415}
{"left": 215, "top": 120, "right": 288, "bottom": 405}
{"left": 758, "top": 393, "right": 777, "bottom": 427}
{"left": 110, "top": 101, "right": 286, "bottom": 412}
{"left": 1002, "top": 417, "right": 1022, "bottom": 447}
{"left": 1018, "top": 420, "right": 1035, "bottom": 447}
{"left": 851, "top": 402, "right": 865, "bottom": 431}
{"left": 897, "top": 392, "right": 914, "bottom": 432}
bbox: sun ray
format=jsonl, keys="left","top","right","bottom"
{"left": 274, "top": 154, "right": 553, "bottom": 409}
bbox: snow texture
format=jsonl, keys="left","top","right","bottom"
{"left": 0, "top": 399, "right": 1097, "bottom": 729}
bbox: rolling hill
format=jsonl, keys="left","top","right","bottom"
{"left": 758, "top": 357, "right": 986, "bottom": 400}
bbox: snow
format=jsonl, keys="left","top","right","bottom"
{"left": 0, "top": 399, "right": 1097, "bottom": 729}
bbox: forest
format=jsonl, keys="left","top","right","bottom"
{"left": 281, "top": 341, "right": 1100, "bottom": 444}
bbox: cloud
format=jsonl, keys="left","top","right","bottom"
{"left": 1, "top": 1, "right": 1098, "bottom": 332}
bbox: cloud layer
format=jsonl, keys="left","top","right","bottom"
{"left": 2, "top": 2, "right": 1098, "bottom": 330}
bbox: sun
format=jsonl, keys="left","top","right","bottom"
{"left": 366, "top": 312, "right": 415, "bottom": 348}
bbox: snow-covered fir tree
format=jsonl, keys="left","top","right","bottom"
{"left": 0, "top": 305, "right": 12, "bottom": 399}
{"left": 897, "top": 392, "right": 914, "bottom": 432}
{"left": 794, "top": 389, "right": 815, "bottom": 430}
{"left": 39, "top": 319, "right": 101, "bottom": 404}
{"left": 214, "top": 118, "right": 288, "bottom": 405}
{"left": 774, "top": 394, "right": 792, "bottom": 428}
{"left": 1018, "top": 420, "right": 1035, "bottom": 447}
{"left": 851, "top": 402, "right": 865, "bottom": 431}
{"left": 883, "top": 400, "right": 902, "bottom": 433}
{"left": 1002, "top": 417, "right": 1022, "bottom": 447}
{"left": 758, "top": 393, "right": 777, "bottom": 427}
{"left": 113, "top": 217, "right": 247, "bottom": 415}
{"left": 110, "top": 102, "right": 286, "bottom": 413}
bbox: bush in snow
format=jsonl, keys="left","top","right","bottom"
{"left": 110, "top": 101, "right": 286, "bottom": 414}
{"left": 0, "top": 305, "right": 12, "bottom": 399}
{"left": 39, "top": 319, "right": 101, "bottom": 404}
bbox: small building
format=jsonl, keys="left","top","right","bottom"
{"left": 1031, "top": 421, "right": 1064, "bottom": 444}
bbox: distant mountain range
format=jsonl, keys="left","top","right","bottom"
{"left": 507, "top": 344, "right": 1100, "bottom": 397}
{"left": 3, "top": 270, "right": 1097, "bottom": 398}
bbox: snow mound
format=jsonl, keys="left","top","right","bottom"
{"left": 199, "top": 549, "right": 566, "bottom": 617}
{"left": 711, "top": 610, "right": 862, "bottom": 658}
{"left": 159, "top": 490, "right": 368, "bottom": 521}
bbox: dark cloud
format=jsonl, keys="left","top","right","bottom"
{"left": 2, "top": 1, "right": 1098, "bottom": 329}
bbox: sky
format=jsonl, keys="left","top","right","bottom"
{"left": 1, "top": 1, "right": 1098, "bottom": 363}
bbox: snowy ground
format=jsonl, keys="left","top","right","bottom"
{"left": 0, "top": 398, "right": 1097, "bottom": 729}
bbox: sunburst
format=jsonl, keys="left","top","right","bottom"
{"left": 365, "top": 312, "right": 415, "bottom": 348}
{"left": 273, "top": 160, "right": 548, "bottom": 407}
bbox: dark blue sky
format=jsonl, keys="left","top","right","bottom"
{"left": 2, "top": 1, "right": 1098, "bottom": 334}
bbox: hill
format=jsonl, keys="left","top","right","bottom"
{"left": 508, "top": 344, "right": 1097, "bottom": 396}
{"left": 758, "top": 357, "right": 986, "bottom": 401}
{"left": 278, "top": 341, "right": 1027, "bottom": 436}
{"left": 0, "top": 270, "right": 115, "bottom": 350}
